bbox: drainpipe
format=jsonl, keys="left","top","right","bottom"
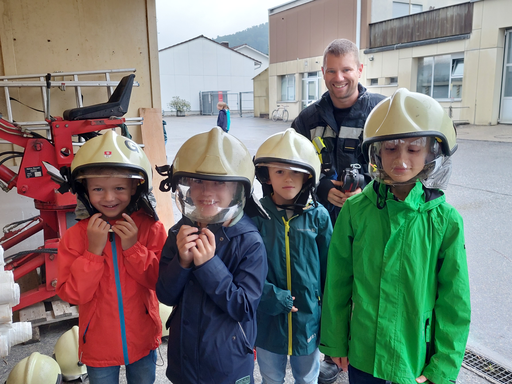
{"left": 356, "top": 0, "right": 361, "bottom": 49}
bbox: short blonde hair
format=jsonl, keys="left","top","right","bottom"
{"left": 217, "top": 102, "right": 229, "bottom": 110}
{"left": 323, "top": 39, "right": 360, "bottom": 68}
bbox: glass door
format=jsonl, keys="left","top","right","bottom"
{"left": 500, "top": 30, "right": 512, "bottom": 123}
{"left": 301, "top": 72, "right": 321, "bottom": 110}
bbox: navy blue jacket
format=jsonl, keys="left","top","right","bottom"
{"left": 217, "top": 109, "right": 228, "bottom": 132}
{"left": 156, "top": 215, "right": 267, "bottom": 384}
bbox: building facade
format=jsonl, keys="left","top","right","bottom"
{"left": 268, "top": 0, "right": 511, "bottom": 125}
{"left": 233, "top": 44, "right": 269, "bottom": 77}
{"left": 159, "top": 36, "right": 260, "bottom": 114}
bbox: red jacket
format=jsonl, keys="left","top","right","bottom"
{"left": 56, "top": 209, "right": 167, "bottom": 367}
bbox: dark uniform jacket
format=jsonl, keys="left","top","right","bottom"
{"left": 292, "top": 84, "right": 385, "bottom": 222}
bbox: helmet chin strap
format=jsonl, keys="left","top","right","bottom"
{"left": 182, "top": 216, "right": 224, "bottom": 234}
{"left": 272, "top": 180, "right": 317, "bottom": 215}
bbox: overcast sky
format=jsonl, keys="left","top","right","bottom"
{"left": 155, "top": 0, "right": 287, "bottom": 49}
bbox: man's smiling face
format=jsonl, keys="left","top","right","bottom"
{"left": 322, "top": 52, "right": 363, "bottom": 109}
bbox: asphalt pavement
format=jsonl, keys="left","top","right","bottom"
{"left": 2, "top": 115, "right": 511, "bottom": 384}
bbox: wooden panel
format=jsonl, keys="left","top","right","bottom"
{"left": 139, "top": 107, "right": 174, "bottom": 232}
{"left": 369, "top": 2, "right": 473, "bottom": 49}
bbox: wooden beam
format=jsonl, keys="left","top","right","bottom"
{"left": 139, "top": 107, "right": 174, "bottom": 232}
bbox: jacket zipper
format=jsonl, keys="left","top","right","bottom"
{"left": 237, "top": 322, "right": 249, "bottom": 346}
{"left": 110, "top": 233, "right": 130, "bottom": 365}
{"left": 282, "top": 216, "right": 295, "bottom": 356}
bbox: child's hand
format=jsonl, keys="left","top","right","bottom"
{"left": 192, "top": 228, "right": 215, "bottom": 266}
{"left": 87, "top": 213, "right": 110, "bottom": 255}
{"left": 332, "top": 357, "right": 349, "bottom": 372}
{"left": 112, "top": 213, "right": 138, "bottom": 250}
{"left": 416, "top": 375, "right": 428, "bottom": 383}
{"left": 291, "top": 296, "right": 298, "bottom": 313}
{"left": 176, "top": 225, "right": 199, "bottom": 268}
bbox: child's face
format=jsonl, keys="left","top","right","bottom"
{"left": 380, "top": 137, "right": 429, "bottom": 183}
{"left": 267, "top": 166, "right": 307, "bottom": 206}
{"left": 86, "top": 177, "right": 137, "bottom": 220}
{"left": 217, "top": 104, "right": 222, "bottom": 111}
{"left": 189, "top": 178, "right": 237, "bottom": 218}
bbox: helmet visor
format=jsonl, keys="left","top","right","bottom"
{"left": 75, "top": 167, "right": 144, "bottom": 182}
{"left": 368, "top": 136, "right": 450, "bottom": 187}
{"left": 255, "top": 162, "right": 312, "bottom": 184}
{"left": 175, "top": 176, "right": 245, "bottom": 225}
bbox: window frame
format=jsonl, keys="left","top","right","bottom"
{"left": 280, "top": 74, "right": 296, "bottom": 102}
{"left": 417, "top": 53, "right": 464, "bottom": 101}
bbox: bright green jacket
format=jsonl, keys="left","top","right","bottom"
{"left": 253, "top": 196, "right": 332, "bottom": 356}
{"left": 320, "top": 181, "right": 471, "bottom": 384}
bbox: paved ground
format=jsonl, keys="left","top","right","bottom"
{"left": 2, "top": 114, "right": 511, "bottom": 383}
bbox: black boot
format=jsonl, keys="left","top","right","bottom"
{"left": 318, "top": 355, "right": 341, "bottom": 384}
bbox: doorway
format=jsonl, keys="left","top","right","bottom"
{"left": 499, "top": 30, "right": 512, "bottom": 123}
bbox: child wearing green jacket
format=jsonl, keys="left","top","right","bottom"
{"left": 320, "top": 88, "right": 471, "bottom": 384}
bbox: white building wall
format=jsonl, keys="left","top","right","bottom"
{"left": 234, "top": 45, "right": 270, "bottom": 77}
{"left": 159, "top": 37, "right": 256, "bottom": 113}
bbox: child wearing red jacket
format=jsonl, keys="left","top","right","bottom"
{"left": 56, "top": 130, "right": 167, "bottom": 384}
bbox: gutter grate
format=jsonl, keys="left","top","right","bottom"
{"left": 462, "top": 349, "right": 512, "bottom": 384}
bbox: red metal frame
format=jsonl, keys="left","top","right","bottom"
{"left": 0, "top": 116, "right": 126, "bottom": 311}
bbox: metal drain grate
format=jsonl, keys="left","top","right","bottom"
{"left": 462, "top": 349, "right": 512, "bottom": 384}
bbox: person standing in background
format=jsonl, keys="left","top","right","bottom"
{"left": 217, "top": 102, "right": 231, "bottom": 133}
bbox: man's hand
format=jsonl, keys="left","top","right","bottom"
{"left": 87, "top": 213, "right": 110, "bottom": 255}
{"left": 176, "top": 225, "right": 199, "bottom": 268}
{"left": 332, "top": 356, "right": 349, "bottom": 372}
{"left": 327, "top": 181, "right": 362, "bottom": 207}
{"left": 416, "top": 375, "right": 429, "bottom": 383}
{"left": 192, "top": 228, "right": 216, "bottom": 266}
{"left": 112, "top": 213, "right": 138, "bottom": 250}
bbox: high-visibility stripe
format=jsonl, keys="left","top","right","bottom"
{"left": 282, "top": 216, "right": 294, "bottom": 356}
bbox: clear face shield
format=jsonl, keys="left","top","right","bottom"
{"left": 175, "top": 176, "right": 246, "bottom": 225}
{"left": 368, "top": 136, "right": 452, "bottom": 190}
{"left": 75, "top": 167, "right": 145, "bottom": 184}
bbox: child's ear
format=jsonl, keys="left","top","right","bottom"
{"left": 266, "top": 180, "right": 272, "bottom": 185}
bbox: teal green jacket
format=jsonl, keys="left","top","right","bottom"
{"left": 252, "top": 196, "right": 332, "bottom": 356}
{"left": 320, "top": 181, "right": 471, "bottom": 384}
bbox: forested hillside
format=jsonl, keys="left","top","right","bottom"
{"left": 214, "top": 22, "right": 268, "bottom": 54}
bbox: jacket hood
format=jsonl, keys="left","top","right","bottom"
{"left": 363, "top": 181, "right": 445, "bottom": 212}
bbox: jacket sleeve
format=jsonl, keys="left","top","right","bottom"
{"left": 422, "top": 210, "right": 471, "bottom": 384}
{"left": 316, "top": 206, "right": 334, "bottom": 292}
{"left": 123, "top": 220, "right": 167, "bottom": 290}
{"left": 319, "top": 203, "right": 354, "bottom": 358}
{"left": 257, "top": 280, "right": 293, "bottom": 316}
{"left": 56, "top": 225, "right": 106, "bottom": 305}
{"left": 193, "top": 232, "right": 268, "bottom": 323}
{"left": 156, "top": 229, "right": 193, "bottom": 306}
{"left": 291, "top": 114, "right": 307, "bottom": 138}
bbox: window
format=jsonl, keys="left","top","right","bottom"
{"left": 369, "top": 78, "right": 379, "bottom": 86}
{"left": 417, "top": 54, "right": 464, "bottom": 100}
{"left": 392, "top": 2, "right": 422, "bottom": 18}
{"left": 281, "top": 74, "right": 295, "bottom": 101}
{"left": 301, "top": 72, "right": 321, "bottom": 110}
{"left": 389, "top": 77, "right": 398, "bottom": 85}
